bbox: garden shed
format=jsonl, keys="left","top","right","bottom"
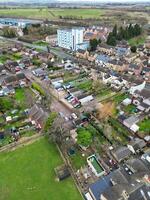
{"left": 54, "top": 165, "right": 70, "bottom": 181}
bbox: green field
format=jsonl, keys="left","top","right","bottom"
{"left": 0, "top": 8, "right": 104, "bottom": 20}
{"left": 0, "top": 138, "right": 82, "bottom": 200}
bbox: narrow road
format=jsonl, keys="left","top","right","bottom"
{"left": 23, "top": 69, "right": 72, "bottom": 117}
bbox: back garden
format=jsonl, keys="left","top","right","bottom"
{"left": 0, "top": 88, "right": 36, "bottom": 147}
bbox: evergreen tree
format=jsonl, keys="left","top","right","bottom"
{"left": 90, "top": 38, "right": 99, "bottom": 51}
{"left": 106, "top": 23, "right": 142, "bottom": 46}
{"left": 107, "top": 33, "right": 117, "bottom": 46}
{"left": 112, "top": 24, "right": 117, "bottom": 37}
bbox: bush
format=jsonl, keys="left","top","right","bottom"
{"left": 44, "top": 112, "right": 57, "bottom": 132}
{"left": 77, "top": 127, "right": 92, "bottom": 147}
{"left": 130, "top": 46, "right": 137, "bottom": 53}
{"left": 31, "top": 82, "right": 45, "bottom": 96}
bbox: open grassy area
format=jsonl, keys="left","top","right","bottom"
{"left": 0, "top": 138, "right": 82, "bottom": 200}
{"left": 108, "top": 118, "right": 130, "bottom": 145}
{"left": 112, "top": 93, "right": 129, "bottom": 104}
{"left": 15, "top": 88, "right": 26, "bottom": 103}
{"left": 128, "top": 35, "right": 146, "bottom": 46}
{"left": 138, "top": 118, "right": 150, "bottom": 134}
{"left": 75, "top": 80, "right": 93, "bottom": 92}
{"left": 123, "top": 104, "right": 137, "bottom": 114}
{"left": 0, "top": 8, "right": 104, "bottom": 20}
{"left": 70, "top": 149, "right": 87, "bottom": 170}
{"left": 14, "top": 88, "right": 34, "bottom": 109}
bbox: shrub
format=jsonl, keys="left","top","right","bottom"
{"left": 31, "top": 82, "right": 45, "bottom": 96}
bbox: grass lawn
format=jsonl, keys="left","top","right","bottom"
{"left": 15, "top": 87, "right": 35, "bottom": 108}
{"left": 15, "top": 88, "right": 26, "bottom": 103}
{"left": 138, "top": 118, "right": 150, "bottom": 134}
{"left": 128, "top": 35, "right": 146, "bottom": 46}
{"left": 123, "top": 104, "right": 137, "bottom": 114}
{"left": 0, "top": 138, "right": 82, "bottom": 200}
{"left": 0, "top": 8, "right": 104, "bottom": 20}
{"left": 0, "top": 97, "right": 14, "bottom": 111}
{"left": 112, "top": 93, "right": 129, "bottom": 104}
{"left": 11, "top": 53, "right": 22, "bottom": 61}
{"left": 70, "top": 149, "right": 87, "bottom": 170}
{"left": 96, "top": 88, "right": 113, "bottom": 99}
{"left": 108, "top": 118, "right": 130, "bottom": 145}
{"left": 0, "top": 54, "right": 9, "bottom": 64}
{"left": 75, "top": 80, "right": 92, "bottom": 92}
{"left": 33, "top": 41, "right": 48, "bottom": 46}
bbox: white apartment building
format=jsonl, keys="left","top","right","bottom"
{"left": 57, "top": 28, "right": 84, "bottom": 51}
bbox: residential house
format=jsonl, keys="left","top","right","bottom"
{"left": 101, "top": 72, "right": 118, "bottom": 85}
{"left": 111, "top": 78, "right": 127, "bottom": 90}
{"left": 95, "top": 54, "right": 111, "bottom": 65}
{"left": 51, "top": 77, "right": 63, "bottom": 85}
{"left": 5, "top": 60, "right": 18, "bottom": 73}
{"left": 2, "top": 73, "right": 27, "bottom": 88}
{"left": 37, "top": 52, "right": 54, "bottom": 63}
{"left": 97, "top": 44, "right": 115, "bottom": 56}
{"left": 127, "top": 138, "right": 146, "bottom": 154}
{"left": 137, "top": 98, "right": 150, "bottom": 113}
{"left": 111, "top": 146, "right": 131, "bottom": 162}
{"left": 64, "top": 60, "right": 74, "bottom": 71}
{"left": 142, "top": 67, "right": 150, "bottom": 81}
{"left": 108, "top": 60, "right": 128, "bottom": 72}
{"left": 123, "top": 115, "right": 140, "bottom": 133}
{"left": 76, "top": 49, "right": 90, "bottom": 59}
{"left": 115, "top": 46, "right": 129, "bottom": 57}
{"left": 100, "top": 159, "right": 150, "bottom": 200}
{"left": 84, "top": 26, "right": 110, "bottom": 42}
{"left": 129, "top": 81, "right": 146, "bottom": 95}
{"left": 32, "top": 68, "right": 47, "bottom": 77}
{"left": 128, "top": 63, "right": 143, "bottom": 76}
{"left": 77, "top": 94, "right": 94, "bottom": 105}
{"left": 88, "top": 158, "right": 150, "bottom": 200}
{"left": 20, "top": 58, "right": 32, "bottom": 68}
{"left": 29, "top": 104, "right": 48, "bottom": 129}
{"left": 0, "top": 64, "right": 6, "bottom": 75}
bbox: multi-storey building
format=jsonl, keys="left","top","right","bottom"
{"left": 57, "top": 28, "right": 84, "bottom": 51}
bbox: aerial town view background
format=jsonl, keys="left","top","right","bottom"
{"left": 0, "top": 0, "right": 149, "bottom": 200}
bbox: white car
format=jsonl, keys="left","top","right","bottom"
{"left": 71, "top": 113, "right": 78, "bottom": 119}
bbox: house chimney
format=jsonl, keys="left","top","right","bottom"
{"left": 110, "top": 178, "right": 116, "bottom": 186}
{"left": 122, "top": 190, "right": 129, "bottom": 200}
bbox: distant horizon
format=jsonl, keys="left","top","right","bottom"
{"left": 0, "top": 0, "right": 149, "bottom": 3}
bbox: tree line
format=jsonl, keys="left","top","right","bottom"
{"left": 107, "top": 24, "right": 142, "bottom": 46}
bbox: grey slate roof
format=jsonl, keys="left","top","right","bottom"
{"left": 111, "top": 146, "right": 131, "bottom": 162}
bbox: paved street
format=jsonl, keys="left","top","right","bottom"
{"left": 23, "top": 69, "right": 72, "bottom": 118}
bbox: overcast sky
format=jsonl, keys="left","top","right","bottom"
{"left": 0, "top": 0, "right": 148, "bottom": 3}
{"left": 60, "top": 0, "right": 146, "bottom": 1}
{"left": 0, "top": 0, "right": 147, "bottom": 2}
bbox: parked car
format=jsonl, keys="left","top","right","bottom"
{"left": 67, "top": 95, "right": 74, "bottom": 100}
{"left": 71, "top": 113, "right": 78, "bottom": 120}
{"left": 15, "top": 67, "right": 20, "bottom": 72}
{"left": 73, "top": 103, "right": 81, "bottom": 108}
{"left": 68, "top": 97, "right": 75, "bottom": 103}
{"left": 65, "top": 94, "right": 71, "bottom": 99}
